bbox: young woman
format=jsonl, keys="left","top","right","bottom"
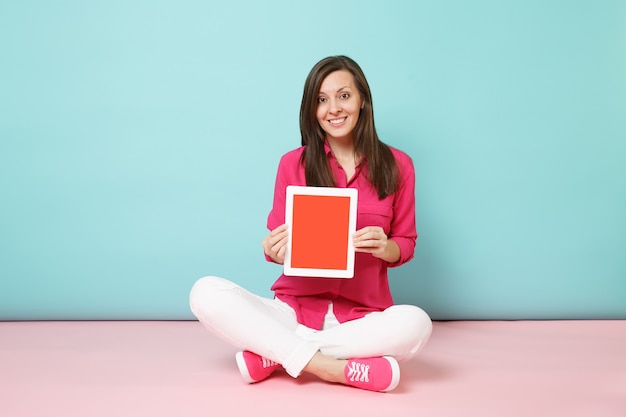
{"left": 189, "top": 55, "right": 432, "bottom": 392}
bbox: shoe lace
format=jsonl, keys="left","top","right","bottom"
{"left": 346, "top": 361, "right": 370, "bottom": 383}
{"left": 261, "top": 357, "right": 278, "bottom": 369}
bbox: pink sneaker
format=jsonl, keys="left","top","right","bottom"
{"left": 235, "top": 351, "right": 281, "bottom": 383}
{"left": 344, "top": 356, "right": 400, "bottom": 392}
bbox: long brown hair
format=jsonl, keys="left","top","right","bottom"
{"left": 299, "top": 55, "right": 399, "bottom": 199}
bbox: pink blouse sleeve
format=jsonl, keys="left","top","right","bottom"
{"left": 387, "top": 151, "right": 417, "bottom": 267}
{"left": 267, "top": 155, "right": 288, "bottom": 231}
{"left": 264, "top": 155, "right": 290, "bottom": 263}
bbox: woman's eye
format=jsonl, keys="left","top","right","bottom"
{"left": 317, "top": 97, "right": 327, "bottom": 103}
{"left": 339, "top": 93, "right": 350, "bottom": 100}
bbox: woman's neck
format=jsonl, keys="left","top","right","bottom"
{"left": 327, "top": 137, "right": 358, "bottom": 163}
{"left": 327, "top": 137, "right": 360, "bottom": 181}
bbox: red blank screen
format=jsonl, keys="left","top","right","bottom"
{"left": 290, "top": 194, "right": 351, "bottom": 270}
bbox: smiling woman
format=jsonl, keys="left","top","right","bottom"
{"left": 188, "top": 55, "right": 431, "bottom": 393}
{"left": 315, "top": 70, "right": 363, "bottom": 179}
{"left": 316, "top": 70, "right": 364, "bottom": 143}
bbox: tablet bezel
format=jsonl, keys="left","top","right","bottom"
{"left": 284, "top": 185, "right": 358, "bottom": 278}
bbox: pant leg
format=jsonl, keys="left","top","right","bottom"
{"left": 304, "top": 304, "right": 433, "bottom": 362}
{"left": 189, "top": 276, "right": 319, "bottom": 377}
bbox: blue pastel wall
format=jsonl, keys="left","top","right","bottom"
{"left": 1, "top": 1, "right": 625, "bottom": 320}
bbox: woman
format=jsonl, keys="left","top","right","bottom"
{"left": 189, "top": 55, "right": 432, "bottom": 392}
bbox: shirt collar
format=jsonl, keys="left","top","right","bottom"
{"left": 323, "top": 139, "right": 366, "bottom": 167}
{"left": 323, "top": 139, "right": 333, "bottom": 157}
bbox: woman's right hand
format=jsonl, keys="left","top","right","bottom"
{"left": 262, "top": 223, "right": 288, "bottom": 264}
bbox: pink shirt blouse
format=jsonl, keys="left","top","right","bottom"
{"left": 267, "top": 141, "right": 417, "bottom": 330}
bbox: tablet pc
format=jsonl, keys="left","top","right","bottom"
{"left": 284, "top": 185, "right": 358, "bottom": 278}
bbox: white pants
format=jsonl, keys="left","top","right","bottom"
{"left": 189, "top": 276, "right": 432, "bottom": 378}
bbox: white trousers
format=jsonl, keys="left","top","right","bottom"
{"left": 189, "top": 276, "right": 433, "bottom": 378}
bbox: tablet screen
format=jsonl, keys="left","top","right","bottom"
{"left": 284, "top": 186, "right": 357, "bottom": 278}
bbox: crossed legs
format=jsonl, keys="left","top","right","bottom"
{"left": 189, "top": 276, "right": 432, "bottom": 389}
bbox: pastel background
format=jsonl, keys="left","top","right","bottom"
{"left": 1, "top": 0, "right": 625, "bottom": 320}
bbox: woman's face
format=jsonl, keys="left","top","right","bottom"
{"left": 316, "top": 70, "right": 363, "bottom": 143}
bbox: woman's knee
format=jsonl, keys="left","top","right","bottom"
{"left": 189, "top": 276, "right": 237, "bottom": 315}
{"left": 390, "top": 304, "right": 433, "bottom": 343}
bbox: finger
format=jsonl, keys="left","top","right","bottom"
{"left": 354, "top": 233, "right": 385, "bottom": 245}
{"left": 268, "top": 231, "right": 287, "bottom": 246}
{"left": 355, "top": 239, "right": 384, "bottom": 248}
{"left": 273, "top": 234, "right": 289, "bottom": 252}
{"left": 354, "top": 226, "right": 384, "bottom": 238}
{"left": 272, "top": 224, "right": 288, "bottom": 235}
{"left": 264, "top": 232, "right": 285, "bottom": 254}
{"left": 354, "top": 245, "right": 380, "bottom": 254}
{"left": 272, "top": 237, "right": 286, "bottom": 252}
{"left": 262, "top": 236, "right": 272, "bottom": 251}
{"left": 272, "top": 232, "right": 289, "bottom": 245}
{"left": 353, "top": 227, "right": 373, "bottom": 238}
{"left": 270, "top": 230, "right": 288, "bottom": 246}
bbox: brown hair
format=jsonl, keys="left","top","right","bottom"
{"left": 299, "top": 55, "right": 399, "bottom": 199}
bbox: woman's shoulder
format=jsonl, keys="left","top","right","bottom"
{"left": 387, "top": 145, "right": 414, "bottom": 167}
{"left": 278, "top": 145, "right": 306, "bottom": 164}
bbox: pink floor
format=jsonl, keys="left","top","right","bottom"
{"left": 1, "top": 320, "right": 624, "bottom": 417}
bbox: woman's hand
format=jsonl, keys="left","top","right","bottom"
{"left": 353, "top": 226, "right": 400, "bottom": 263}
{"left": 262, "top": 224, "right": 289, "bottom": 264}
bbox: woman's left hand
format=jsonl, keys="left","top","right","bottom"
{"left": 353, "top": 226, "right": 400, "bottom": 263}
